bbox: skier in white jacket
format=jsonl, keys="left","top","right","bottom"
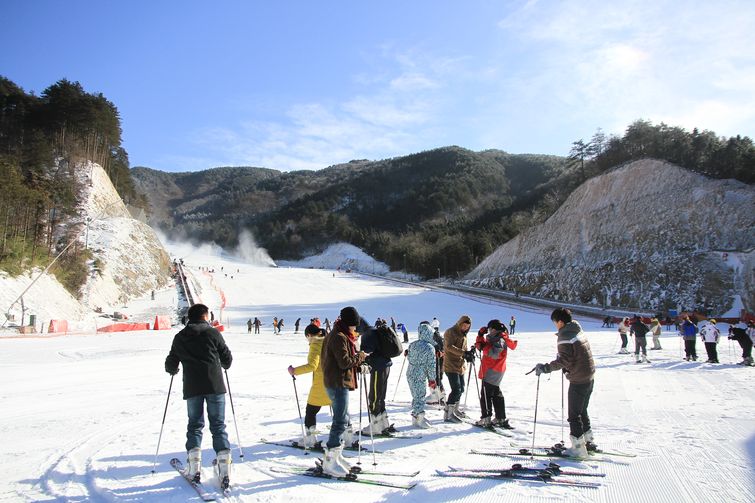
{"left": 699, "top": 320, "right": 720, "bottom": 363}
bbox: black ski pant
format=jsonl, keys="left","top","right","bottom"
{"left": 446, "top": 372, "right": 465, "bottom": 405}
{"left": 567, "top": 380, "right": 594, "bottom": 438}
{"left": 684, "top": 339, "right": 697, "bottom": 360}
{"left": 620, "top": 333, "right": 628, "bottom": 349}
{"left": 435, "top": 355, "right": 445, "bottom": 391}
{"left": 368, "top": 367, "right": 390, "bottom": 417}
{"left": 704, "top": 342, "right": 718, "bottom": 362}
{"left": 634, "top": 336, "right": 647, "bottom": 356}
{"left": 735, "top": 337, "right": 752, "bottom": 359}
{"left": 480, "top": 381, "right": 506, "bottom": 420}
{"left": 304, "top": 403, "right": 322, "bottom": 428}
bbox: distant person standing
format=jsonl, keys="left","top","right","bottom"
{"left": 431, "top": 317, "right": 440, "bottom": 331}
{"left": 509, "top": 316, "right": 516, "bottom": 335}
{"left": 390, "top": 317, "right": 397, "bottom": 333}
{"left": 324, "top": 318, "right": 331, "bottom": 333}
{"left": 700, "top": 319, "right": 720, "bottom": 363}
{"left": 728, "top": 322, "right": 753, "bottom": 365}
{"left": 253, "top": 317, "right": 261, "bottom": 334}
{"left": 649, "top": 317, "right": 663, "bottom": 350}
{"left": 295, "top": 318, "right": 301, "bottom": 333}
{"left": 681, "top": 315, "right": 699, "bottom": 361}
{"left": 630, "top": 315, "right": 650, "bottom": 363}
{"left": 397, "top": 322, "right": 409, "bottom": 343}
{"left": 278, "top": 318, "right": 285, "bottom": 334}
{"left": 246, "top": 319, "right": 253, "bottom": 334}
{"left": 164, "top": 303, "right": 233, "bottom": 485}
{"left": 272, "top": 317, "right": 279, "bottom": 334}
{"left": 617, "top": 317, "right": 630, "bottom": 354}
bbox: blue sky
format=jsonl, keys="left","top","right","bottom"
{"left": 2, "top": 1, "right": 754, "bottom": 172}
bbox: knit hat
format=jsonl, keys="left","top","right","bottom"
{"left": 339, "top": 306, "right": 360, "bottom": 326}
{"left": 487, "top": 319, "right": 507, "bottom": 332}
{"left": 304, "top": 323, "right": 321, "bottom": 336}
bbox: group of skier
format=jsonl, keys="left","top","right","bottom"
{"left": 163, "top": 304, "right": 597, "bottom": 482}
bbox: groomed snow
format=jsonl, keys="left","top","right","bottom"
{"left": 1, "top": 246, "right": 753, "bottom": 502}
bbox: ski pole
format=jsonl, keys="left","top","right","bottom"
{"left": 357, "top": 370, "right": 364, "bottom": 466}
{"left": 391, "top": 354, "right": 406, "bottom": 402}
{"left": 531, "top": 374, "right": 541, "bottom": 461}
{"left": 151, "top": 374, "right": 174, "bottom": 474}
{"left": 463, "top": 360, "right": 473, "bottom": 407}
{"left": 291, "top": 375, "right": 309, "bottom": 455}
{"left": 224, "top": 370, "right": 244, "bottom": 461}
{"left": 471, "top": 359, "right": 481, "bottom": 401}
{"left": 560, "top": 371, "right": 565, "bottom": 445}
{"left": 361, "top": 371, "right": 378, "bottom": 466}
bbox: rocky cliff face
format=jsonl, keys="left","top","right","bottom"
{"left": 464, "top": 159, "right": 755, "bottom": 314}
{"left": 77, "top": 162, "right": 172, "bottom": 310}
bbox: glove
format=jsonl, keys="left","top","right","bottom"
{"left": 534, "top": 363, "right": 551, "bottom": 376}
{"left": 477, "top": 326, "right": 487, "bottom": 337}
{"left": 404, "top": 349, "right": 409, "bottom": 357}
{"left": 463, "top": 349, "right": 476, "bottom": 363}
{"left": 287, "top": 365, "right": 295, "bottom": 376}
{"left": 166, "top": 367, "right": 178, "bottom": 376}
{"left": 428, "top": 380, "right": 437, "bottom": 389}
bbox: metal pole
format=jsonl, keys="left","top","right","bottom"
{"left": 561, "top": 371, "right": 565, "bottom": 445}
{"left": 291, "top": 375, "right": 309, "bottom": 454}
{"left": 362, "top": 371, "right": 378, "bottom": 466}
{"left": 358, "top": 374, "right": 364, "bottom": 466}
{"left": 224, "top": 370, "right": 244, "bottom": 461}
{"left": 463, "top": 361, "right": 473, "bottom": 407}
{"left": 531, "top": 374, "right": 541, "bottom": 461}
{"left": 391, "top": 355, "right": 406, "bottom": 402}
{"left": 151, "top": 375, "right": 174, "bottom": 474}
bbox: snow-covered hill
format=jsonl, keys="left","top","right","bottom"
{"left": 465, "top": 159, "right": 755, "bottom": 314}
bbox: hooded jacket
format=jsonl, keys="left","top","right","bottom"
{"left": 321, "top": 320, "right": 365, "bottom": 390}
{"left": 293, "top": 334, "right": 331, "bottom": 406}
{"left": 407, "top": 323, "right": 437, "bottom": 382}
{"left": 476, "top": 330, "right": 517, "bottom": 386}
{"left": 165, "top": 320, "right": 233, "bottom": 399}
{"left": 547, "top": 321, "right": 595, "bottom": 384}
{"left": 443, "top": 315, "right": 471, "bottom": 374}
{"left": 699, "top": 323, "right": 720, "bottom": 344}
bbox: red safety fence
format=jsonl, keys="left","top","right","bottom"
{"left": 153, "top": 315, "right": 171, "bottom": 330}
{"left": 97, "top": 322, "right": 150, "bottom": 333}
{"left": 48, "top": 320, "right": 69, "bottom": 333}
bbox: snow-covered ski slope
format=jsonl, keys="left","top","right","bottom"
{"left": 1, "top": 248, "right": 753, "bottom": 502}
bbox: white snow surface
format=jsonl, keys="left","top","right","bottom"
{"left": 1, "top": 245, "right": 754, "bottom": 502}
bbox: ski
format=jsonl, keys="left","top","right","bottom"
{"left": 530, "top": 444, "right": 637, "bottom": 458}
{"left": 261, "top": 438, "right": 381, "bottom": 454}
{"left": 319, "top": 460, "right": 418, "bottom": 477}
{"left": 448, "top": 462, "right": 606, "bottom": 477}
{"left": 462, "top": 419, "right": 515, "bottom": 437}
{"left": 369, "top": 431, "right": 423, "bottom": 440}
{"left": 269, "top": 464, "right": 417, "bottom": 489}
{"left": 170, "top": 458, "right": 216, "bottom": 502}
{"left": 470, "top": 448, "right": 601, "bottom": 461}
{"left": 436, "top": 469, "right": 601, "bottom": 488}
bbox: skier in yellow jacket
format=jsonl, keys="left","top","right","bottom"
{"left": 288, "top": 323, "right": 332, "bottom": 448}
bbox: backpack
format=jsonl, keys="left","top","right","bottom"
{"left": 375, "top": 324, "right": 403, "bottom": 358}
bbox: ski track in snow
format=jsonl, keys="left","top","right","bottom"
{"left": 1, "top": 249, "right": 753, "bottom": 502}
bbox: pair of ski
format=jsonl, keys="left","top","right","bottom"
{"left": 170, "top": 458, "right": 229, "bottom": 502}
{"left": 261, "top": 437, "right": 385, "bottom": 454}
{"left": 471, "top": 445, "right": 636, "bottom": 460}
{"left": 462, "top": 418, "right": 516, "bottom": 437}
{"left": 437, "top": 467, "right": 602, "bottom": 488}
{"left": 270, "top": 459, "right": 418, "bottom": 490}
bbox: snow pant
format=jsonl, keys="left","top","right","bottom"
{"left": 735, "top": 337, "right": 753, "bottom": 359}
{"left": 325, "top": 387, "right": 350, "bottom": 449}
{"left": 367, "top": 367, "right": 390, "bottom": 417}
{"left": 704, "top": 342, "right": 719, "bottom": 362}
{"left": 406, "top": 368, "right": 428, "bottom": 415}
{"left": 620, "top": 332, "right": 628, "bottom": 349}
{"left": 435, "top": 355, "right": 446, "bottom": 391}
{"left": 304, "top": 403, "right": 322, "bottom": 428}
{"left": 247, "top": 326, "right": 252, "bottom": 333}
{"left": 480, "top": 380, "right": 506, "bottom": 420}
{"left": 651, "top": 333, "right": 662, "bottom": 349}
{"left": 510, "top": 325, "right": 515, "bottom": 335}
{"left": 403, "top": 332, "right": 409, "bottom": 343}
{"left": 185, "top": 393, "right": 230, "bottom": 453}
{"left": 567, "top": 380, "right": 593, "bottom": 438}
{"left": 684, "top": 339, "right": 698, "bottom": 360}
{"left": 445, "top": 371, "right": 465, "bottom": 405}
{"left": 634, "top": 335, "right": 647, "bottom": 356}
{"left": 254, "top": 326, "right": 260, "bottom": 334}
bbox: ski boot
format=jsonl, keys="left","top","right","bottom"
{"left": 412, "top": 412, "right": 431, "bottom": 429}
{"left": 186, "top": 447, "right": 201, "bottom": 483}
{"left": 584, "top": 430, "right": 599, "bottom": 452}
{"left": 494, "top": 418, "right": 514, "bottom": 429}
{"left": 444, "top": 404, "right": 462, "bottom": 423}
{"left": 213, "top": 449, "right": 231, "bottom": 490}
{"left": 322, "top": 446, "right": 350, "bottom": 477}
{"left": 474, "top": 416, "right": 492, "bottom": 427}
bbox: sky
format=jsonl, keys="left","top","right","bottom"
{"left": 2, "top": 0, "right": 754, "bottom": 173}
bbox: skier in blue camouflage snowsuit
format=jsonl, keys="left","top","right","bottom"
{"left": 406, "top": 322, "right": 437, "bottom": 428}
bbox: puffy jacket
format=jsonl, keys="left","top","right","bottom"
{"left": 321, "top": 320, "right": 364, "bottom": 390}
{"left": 618, "top": 319, "right": 630, "bottom": 334}
{"left": 359, "top": 321, "right": 393, "bottom": 371}
{"left": 681, "top": 320, "right": 698, "bottom": 341}
{"left": 630, "top": 319, "right": 650, "bottom": 337}
{"left": 165, "top": 321, "right": 232, "bottom": 399}
{"left": 293, "top": 336, "right": 331, "bottom": 406}
{"left": 407, "top": 323, "right": 436, "bottom": 383}
{"left": 649, "top": 320, "right": 661, "bottom": 336}
{"left": 699, "top": 324, "right": 720, "bottom": 344}
{"left": 443, "top": 315, "right": 471, "bottom": 374}
{"left": 547, "top": 321, "right": 595, "bottom": 384}
{"left": 476, "top": 330, "right": 517, "bottom": 386}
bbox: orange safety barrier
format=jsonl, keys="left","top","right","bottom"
{"left": 153, "top": 315, "right": 171, "bottom": 330}
{"left": 97, "top": 322, "right": 150, "bottom": 333}
{"left": 48, "top": 320, "right": 69, "bottom": 333}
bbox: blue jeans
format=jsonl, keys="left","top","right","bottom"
{"left": 446, "top": 372, "right": 465, "bottom": 405}
{"left": 325, "top": 387, "right": 350, "bottom": 449}
{"left": 186, "top": 394, "right": 230, "bottom": 453}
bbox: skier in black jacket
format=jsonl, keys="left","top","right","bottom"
{"left": 630, "top": 315, "right": 651, "bottom": 363}
{"left": 165, "top": 303, "right": 233, "bottom": 484}
{"left": 359, "top": 317, "right": 395, "bottom": 435}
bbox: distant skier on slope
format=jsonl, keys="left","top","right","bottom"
{"left": 680, "top": 315, "right": 699, "bottom": 361}
{"left": 699, "top": 319, "right": 720, "bottom": 363}
{"left": 728, "top": 321, "right": 753, "bottom": 365}
{"left": 288, "top": 324, "right": 330, "bottom": 448}
{"left": 630, "top": 315, "right": 650, "bottom": 363}
{"left": 617, "top": 317, "right": 630, "bottom": 354}
{"left": 164, "top": 303, "right": 233, "bottom": 485}
{"left": 649, "top": 317, "right": 662, "bottom": 350}
{"left": 533, "top": 307, "right": 596, "bottom": 459}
